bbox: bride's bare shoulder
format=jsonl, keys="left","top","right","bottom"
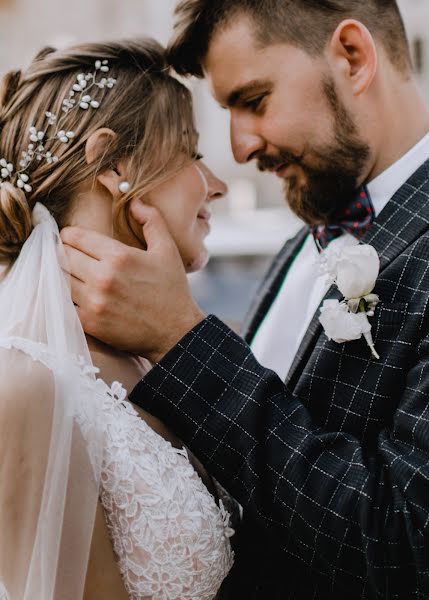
{"left": 0, "top": 347, "right": 55, "bottom": 421}
{"left": 0, "top": 348, "right": 55, "bottom": 513}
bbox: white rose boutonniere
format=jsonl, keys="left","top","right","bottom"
{"left": 319, "top": 242, "right": 380, "bottom": 359}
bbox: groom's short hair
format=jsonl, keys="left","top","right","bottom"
{"left": 167, "top": 0, "right": 412, "bottom": 77}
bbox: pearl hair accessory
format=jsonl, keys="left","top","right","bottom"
{"left": 118, "top": 181, "right": 130, "bottom": 194}
{"left": 0, "top": 59, "right": 117, "bottom": 194}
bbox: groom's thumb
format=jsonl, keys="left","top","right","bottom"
{"left": 129, "top": 198, "right": 175, "bottom": 253}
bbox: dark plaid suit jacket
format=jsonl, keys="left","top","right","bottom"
{"left": 130, "top": 159, "right": 429, "bottom": 599}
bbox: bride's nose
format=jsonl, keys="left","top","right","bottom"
{"left": 204, "top": 167, "right": 228, "bottom": 202}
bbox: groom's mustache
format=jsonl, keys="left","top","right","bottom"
{"left": 257, "top": 150, "right": 302, "bottom": 173}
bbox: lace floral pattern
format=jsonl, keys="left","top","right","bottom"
{"left": 0, "top": 338, "right": 234, "bottom": 600}
{"left": 98, "top": 381, "right": 234, "bottom": 600}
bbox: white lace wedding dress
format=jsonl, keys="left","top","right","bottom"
{"left": 0, "top": 204, "right": 234, "bottom": 600}
{"left": 98, "top": 379, "right": 234, "bottom": 599}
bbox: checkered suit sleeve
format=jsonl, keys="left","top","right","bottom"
{"left": 129, "top": 314, "right": 429, "bottom": 595}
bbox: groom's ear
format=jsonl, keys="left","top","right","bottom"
{"left": 85, "top": 128, "right": 127, "bottom": 198}
{"left": 328, "top": 19, "right": 377, "bottom": 96}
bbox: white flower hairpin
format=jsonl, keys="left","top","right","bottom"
{"left": 0, "top": 59, "right": 117, "bottom": 195}
{"left": 319, "top": 240, "right": 380, "bottom": 359}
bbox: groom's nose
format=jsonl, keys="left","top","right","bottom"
{"left": 230, "top": 113, "right": 265, "bottom": 164}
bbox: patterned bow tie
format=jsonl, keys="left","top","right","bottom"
{"left": 310, "top": 185, "right": 375, "bottom": 250}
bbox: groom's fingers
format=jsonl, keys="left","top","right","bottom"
{"left": 73, "top": 304, "right": 94, "bottom": 339}
{"left": 60, "top": 226, "right": 113, "bottom": 261}
{"left": 69, "top": 275, "right": 110, "bottom": 336}
{"left": 129, "top": 199, "right": 178, "bottom": 254}
{"left": 62, "top": 244, "right": 98, "bottom": 283}
{"left": 68, "top": 274, "right": 86, "bottom": 307}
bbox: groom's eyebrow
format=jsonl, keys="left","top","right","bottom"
{"left": 225, "top": 79, "right": 272, "bottom": 108}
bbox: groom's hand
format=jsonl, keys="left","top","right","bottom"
{"left": 60, "top": 200, "right": 205, "bottom": 363}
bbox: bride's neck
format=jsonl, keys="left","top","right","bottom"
{"left": 68, "top": 188, "right": 149, "bottom": 379}
{"left": 86, "top": 333, "right": 151, "bottom": 391}
{"left": 68, "top": 186, "right": 114, "bottom": 235}
{"left": 86, "top": 334, "right": 124, "bottom": 358}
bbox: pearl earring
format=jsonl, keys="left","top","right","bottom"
{"left": 118, "top": 181, "right": 130, "bottom": 194}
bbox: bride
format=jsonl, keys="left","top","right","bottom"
{"left": 0, "top": 40, "right": 234, "bottom": 599}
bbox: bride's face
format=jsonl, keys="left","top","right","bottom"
{"left": 126, "top": 161, "right": 227, "bottom": 273}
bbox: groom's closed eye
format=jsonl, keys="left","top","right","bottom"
{"left": 224, "top": 79, "right": 273, "bottom": 109}
{"left": 242, "top": 94, "right": 267, "bottom": 112}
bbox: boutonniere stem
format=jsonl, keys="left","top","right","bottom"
{"left": 358, "top": 297, "right": 380, "bottom": 360}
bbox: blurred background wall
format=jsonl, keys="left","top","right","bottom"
{"left": 0, "top": 0, "right": 428, "bottom": 327}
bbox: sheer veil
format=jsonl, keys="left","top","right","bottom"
{"left": 0, "top": 203, "right": 106, "bottom": 598}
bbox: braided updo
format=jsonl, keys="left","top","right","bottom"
{"left": 0, "top": 69, "right": 32, "bottom": 260}
{"left": 0, "top": 39, "right": 198, "bottom": 264}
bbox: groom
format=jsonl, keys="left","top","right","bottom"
{"left": 62, "top": 1, "right": 429, "bottom": 597}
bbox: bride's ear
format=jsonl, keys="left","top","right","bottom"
{"left": 85, "top": 128, "right": 127, "bottom": 198}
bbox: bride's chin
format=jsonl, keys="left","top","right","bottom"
{"left": 184, "top": 248, "right": 210, "bottom": 273}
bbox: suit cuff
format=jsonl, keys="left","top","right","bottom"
{"left": 128, "top": 314, "right": 250, "bottom": 439}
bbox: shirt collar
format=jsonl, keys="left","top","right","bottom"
{"left": 367, "top": 130, "right": 429, "bottom": 217}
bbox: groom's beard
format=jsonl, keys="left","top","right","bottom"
{"left": 258, "top": 78, "right": 371, "bottom": 226}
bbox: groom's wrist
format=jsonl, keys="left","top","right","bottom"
{"left": 147, "top": 307, "right": 206, "bottom": 364}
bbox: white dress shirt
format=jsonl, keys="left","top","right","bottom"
{"left": 251, "top": 131, "right": 429, "bottom": 381}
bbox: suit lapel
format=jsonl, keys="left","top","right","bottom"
{"left": 360, "top": 159, "right": 429, "bottom": 271}
{"left": 285, "top": 158, "right": 429, "bottom": 390}
{"left": 242, "top": 226, "right": 308, "bottom": 344}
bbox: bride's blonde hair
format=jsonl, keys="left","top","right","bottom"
{"left": 0, "top": 39, "right": 198, "bottom": 264}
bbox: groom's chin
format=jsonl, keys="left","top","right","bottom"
{"left": 284, "top": 177, "right": 357, "bottom": 226}
{"left": 283, "top": 180, "right": 319, "bottom": 225}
